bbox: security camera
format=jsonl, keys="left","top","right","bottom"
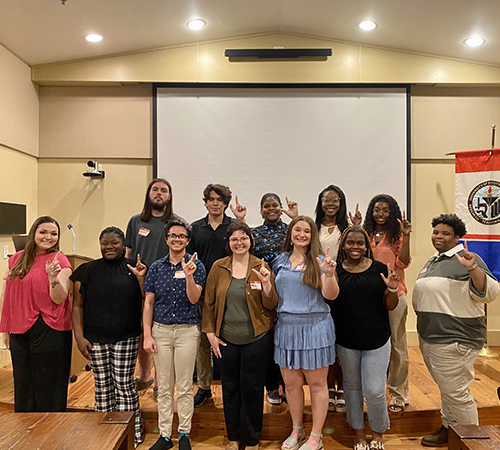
{"left": 83, "top": 160, "right": 105, "bottom": 179}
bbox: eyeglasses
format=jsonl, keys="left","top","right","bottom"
{"left": 167, "top": 233, "right": 189, "bottom": 240}
{"left": 322, "top": 197, "right": 340, "bottom": 204}
{"left": 229, "top": 236, "right": 250, "bottom": 244}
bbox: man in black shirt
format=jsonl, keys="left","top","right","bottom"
{"left": 187, "top": 183, "right": 238, "bottom": 407}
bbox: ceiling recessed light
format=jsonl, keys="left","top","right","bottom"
{"left": 186, "top": 19, "right": 206, "bottom": 31}
{"left": 464, "top": 36, "right": 485, "bottom": 47}
{"left": 86, "top": 34, "right": 103, "bottom": 43}
{"left": 359, "top": 21, "right": 377, "bottom": 31}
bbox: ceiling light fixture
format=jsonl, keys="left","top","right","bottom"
{"left": 86, "top": 34, "right": 103, "bottom": 43}
{"left": 186, "top": 19, "right": 206, "bottom": 31}
{"left": 464, "top": 36, "right": 486, "bottom": 47}
{"left": 359, "top": 21, "right": 377, "bottom": 31}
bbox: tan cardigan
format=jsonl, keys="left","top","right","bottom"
{"left": 202, "top": 254, "right": 278, "bottom": 337}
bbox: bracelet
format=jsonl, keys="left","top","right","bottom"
{"left": 387, "top": 287, "right": 398, "bottom": 293}
{"left": 467, "top": 262, "right": 478, "bottom": 272}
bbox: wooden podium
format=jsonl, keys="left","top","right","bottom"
{"left": 67, "top": 254, "right": 94, "bottom": 379}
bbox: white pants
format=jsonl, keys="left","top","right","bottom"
{"left": 153, "top": 322, "right": 200, "bottom": 437}
{"left": 419, "top": 338, "right": 479, "bottom": 427}
{"left": 387, "top": 293, "right": 409, "bottom": 403}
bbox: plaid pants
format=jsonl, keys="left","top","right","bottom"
{"left": 89, "top": 335, "right": 143, "bottom": 443}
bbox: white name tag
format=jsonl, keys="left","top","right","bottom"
{"left": 295, "top": 264, "right": 306, "bottom": 271}
{"left": 250, "top": 281, "right": 262, "bottom": 290}
{"left": 420, "top": 266, "right": 428, "bottom": 274}
{"left": 174, "top": 271, "right": 186, "bottom": 279}
{"left": 138, "top": 227, "right": 150, "bottom": 237}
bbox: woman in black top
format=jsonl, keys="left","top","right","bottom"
{"left": 71, "top": 226, "right": 146, "bottom": 445}
{"left": 330, "top": 226, "right": 399, "bottom": 450}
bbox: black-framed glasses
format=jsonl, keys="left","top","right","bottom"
{"left": 167, "top": 233, "right": 189, "bottom": 240}
{"left": 229, "top": 236, "right": 250, "bottom": 244}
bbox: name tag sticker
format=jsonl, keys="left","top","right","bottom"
{"left": 174, "top": 271, "right": 186, "bottom": 279}
{"left": 420, "top": 266, "right": 428, "bottom": 274}
{"left": 138, "top": 227, "right": 150, "bottom": 237}
{"left": 296, "top": 264, "right": 306, "bottom": 271}
{"left": 250, "top": 281, "right": 262, "bottom": 290}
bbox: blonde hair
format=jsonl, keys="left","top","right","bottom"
{"left": 282, "top": 215, "right": 323, "bottom": 289}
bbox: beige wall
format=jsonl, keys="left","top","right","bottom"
{"left": 0, "top": 43, "right": 40, "bottom": 368}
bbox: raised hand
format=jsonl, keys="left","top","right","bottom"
{"left": 45, "top": 252, "right": 61, "bottom": 280}
{"left": 127, "top": 254, "right": 147, "bottom": 278}
{"left": 316, "top": 247, "right": 337, "bottom": 278}
{"left": 229, "top": 195, "right": 247, "bottom": 221}
{"left": 252, "top": 259, "right": 271, "bottom": 283}
{"left": 398, "top": 211, "right": 412, "bottom": 236}
{"left": 182, "top": 252, "right": 198, "bottom": 278}
{"left": 380, "top": 263, "right": 400, "bottom": 290}
{"left": 455, "top": 241, "right": 476, "bottom": 269}
{"left": 349, "top": 203, "right": 362, "bottom": 225}
{"left": 283, "top": 197, "right": 299, "bottom": 219}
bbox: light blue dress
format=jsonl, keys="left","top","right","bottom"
{"left": 273, "top": 251, "right": 336, "bottom": 370}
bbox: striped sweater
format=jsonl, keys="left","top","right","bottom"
{"left": 412, "top": 244, "right": 500, "bottom": 349}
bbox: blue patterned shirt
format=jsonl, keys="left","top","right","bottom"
{"left": 252, "top": 220, "right": 288, "bottom": 269}
{"left": 144, "top": 253, "right": 206, "bottom": 325}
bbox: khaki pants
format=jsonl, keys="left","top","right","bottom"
{"left": 153, "top": 322, "right": 200, "bottom": 437}
{"left": 387, "top": 293, "right": 410, "bottom": 404}
{"left": 419, "top": 338, "right": 480, "bottom": 427}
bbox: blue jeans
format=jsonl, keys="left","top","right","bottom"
{"left": 336, "top": 339, "right": 391, "bottom": 433}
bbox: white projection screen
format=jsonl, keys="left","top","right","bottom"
{"left": 155, "top": 85, "right": 410, "bottom": 226}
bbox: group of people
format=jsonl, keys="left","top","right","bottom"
{"left": 0, "top": 178, "right": 498, "bottom": 450}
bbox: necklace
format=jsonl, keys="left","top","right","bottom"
{"left": 375, "top": 230, "right": 386, "bottom": 238}
{"left": 343, "top": 257, "right": 368, "bottom": 271}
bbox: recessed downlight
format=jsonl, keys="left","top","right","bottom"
{"left": 464, "top": 36, "right": 485, "bottom": 47}
{"left": 86, "top": 34, "right": 103, "bottom": 43}
{"left": 186, "top": 19, "right": 206, "bottom": 31}
{"left": 359, "top": 21, "right": 377, "bottom": 31}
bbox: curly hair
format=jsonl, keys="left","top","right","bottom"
{"left": 431, "top": 214, "right": 467, "bottom": 237}
{"left": 164, "top": 218, "right": 192, "bottom": 240}
{"left": 314, "top": 185, "right": 349, "bottom": 232}
{"left": 362, "top": 194, "right": 402, "bottom": 245}
{"left": 282, "top": 215, "right": 323, "bottom": 289}
{"left": 336, "top": 225, "right": 374, "bottom": 265}
{"left": 203, "top": 184, "right": 232, "bottom": 209}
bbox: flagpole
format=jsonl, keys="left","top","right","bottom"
{"left": 477, "top": 124, "right": 499, "bottom": 358}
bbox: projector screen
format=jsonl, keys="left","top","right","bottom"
{"left": 155, "top": 85, "right": 409, "bottom": 226}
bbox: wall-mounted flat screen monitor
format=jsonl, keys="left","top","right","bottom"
{"left": 0, "top": 202, "right": 27, "bottom": 234}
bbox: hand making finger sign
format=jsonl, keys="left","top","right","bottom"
{"left": 127, "top": 254, "right": 147, "bottom": 278}
{"left": 252, "top": 259, "right": 271, "bottom": 283}
{"left": 282, "top": 197, "right": 299, "bottom": 219}
{"left": 398, "top": 211, "right": 412, "bottom": 236}
{"left": 380, "top": 263, "right": 400, "bottom": 290}
{"left": 316, "top": 247, "right": 337, "bottom": 277}
{"left": 229, "top": 195, "right": 247, "bottom": 221}
{"left": 349, "top": 203, "right": 362, "bottom": 225}
{"left": 181, "top": 252, "right": 198, "bottom": 277}
{"left": 45, "top": 251, "right": 61, "bottom": 279}
{"left": 455, "top": 241, "right": 477, "bottom": 269}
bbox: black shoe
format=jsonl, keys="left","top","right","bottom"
{"left": 421, "top": 426, "right": 448, "bottom": 447}
{"left": 179, "top": 435, "right": 191, "bottom": 450}
{"left": 148, "top": 436, "right": 173, "bottom": 450}
{"left": 194, "top": 387, "right": 212, "bottom": 408}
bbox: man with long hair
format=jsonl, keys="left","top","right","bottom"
{"left": 125, "top": 178, "right": 181, "bottom": 397}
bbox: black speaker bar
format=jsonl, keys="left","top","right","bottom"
{"left": 225, "top": 48, "right": 332, "bottom": 60}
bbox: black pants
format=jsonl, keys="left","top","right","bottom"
{"left": 219, "top": 331, "right": 272, "bottom": 446}
{"left": 10, "top": 315, "right": 72, "bottom": 412}
{"left": 264, "top": 328, "right": 283, "bottom": 392}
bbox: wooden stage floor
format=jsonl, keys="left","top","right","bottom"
{"left": 1, "top": 347, "right": 500, "bottom": 450}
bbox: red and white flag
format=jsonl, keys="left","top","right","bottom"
{"left": 455, "top": 148, "right": 500, "bottom": 279}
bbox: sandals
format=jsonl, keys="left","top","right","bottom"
{"left": 298, "top": 432, "right": 323, "bottom": 450}
{"left": 388, "top": 398, "right": 405, "bottom": 413}
{"left": 328, "top": 389, "right": 336, "bottom": 412}
{"left": 354, "top": 444, "right": 369, "bottom": 450}
{"left": 226, "top": 441, "right": 239, "bottom": 450}
{"left": 282, "top": 425, "right": 306, "bottom": 450}
{"left": 335, "top": 390, "right": 346, "bottom": 413}
{"left": 369, "top": 440, "right": 385, "bottom": 450}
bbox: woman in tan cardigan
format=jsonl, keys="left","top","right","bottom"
{"left": 202, "top": 222, "right": 278, "bottom": 450}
